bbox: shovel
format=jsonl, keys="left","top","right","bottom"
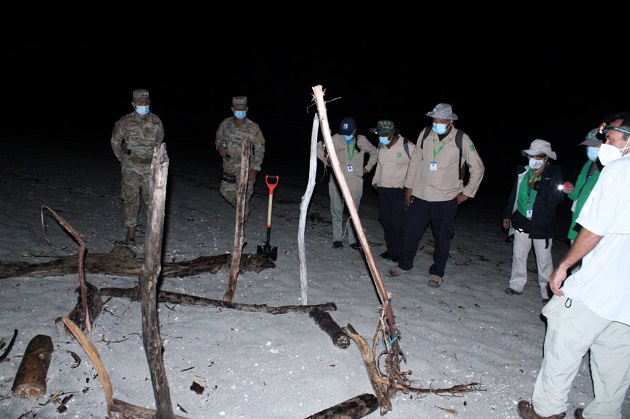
{"left": 257, "top": 175, "right": 279, "bottom": 260}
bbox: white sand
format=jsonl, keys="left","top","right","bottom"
{"left": 0, "top": 130, "right": 627, "bottom": 418}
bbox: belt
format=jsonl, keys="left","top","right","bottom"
{"left": 222, "top": 173, "right": 236, "bottom": 184}
{"left": 129, "top": 155, "right": 152, "bottom": 164}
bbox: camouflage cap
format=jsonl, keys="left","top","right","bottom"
{"left": 232, "top": 96, "right": 248, "bottom": 107}
{"left": 132, "top": 89, "right": 151, "bottom": 104}
{"left": 369, "top": 120, "right": 396, "bottom": 136}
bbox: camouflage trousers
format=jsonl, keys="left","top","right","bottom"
{"left": 220, "top": 178, "right": 255, "bottom": 221}
{"left": 120, "top": 163, "right": 151, "bottom": 229}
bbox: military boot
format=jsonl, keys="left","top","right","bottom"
{"left": 125, "top": 227, "right": 136, "bottom": 244}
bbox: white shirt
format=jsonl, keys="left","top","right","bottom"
{"left": 562, "top": 154, "right": 630, "bottom": 325}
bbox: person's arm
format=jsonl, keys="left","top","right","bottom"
{"left": 110, "top": 121, "right": 124, "bottom": 162}
{"left": 461, "top": 134, "right": 485, "bottom": 198}
{"left": 549, "top": 227, "right": 603, "bottom": 295}
{"left": 362, "top": 136, "right": 377, "bottom": 173}
{"left": 248, "top": 124, "right": 266, "bottom": 180}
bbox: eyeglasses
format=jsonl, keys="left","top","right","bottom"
{"left": 527, "top": 154, "right": 546, "bottom": 160}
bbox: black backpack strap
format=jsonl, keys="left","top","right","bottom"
{"left": 420, "top": 126, "right": 432, "bottom": 149}
{"left": 455, "top": 130, "right": 464, "bottom": 180}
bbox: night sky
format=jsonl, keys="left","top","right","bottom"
{"left": 3, "top": 5, "right": 626, "bottom": 183}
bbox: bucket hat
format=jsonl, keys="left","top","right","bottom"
{"left": 426, "top": 103, "right": 458, "bottom": 120}
{"left": 522, "top": 139, "right": 557, "bottom": 160}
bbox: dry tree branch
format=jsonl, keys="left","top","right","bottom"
{"left": 41, "top": 206, "right": 91, "bottom": 333}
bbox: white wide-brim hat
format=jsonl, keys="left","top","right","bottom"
{"left": 521, "top": 139, "right": 557, "bottom": 160}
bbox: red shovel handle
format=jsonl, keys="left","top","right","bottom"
{"left": 266, "top": 175, "right": 279, "bottom": 195}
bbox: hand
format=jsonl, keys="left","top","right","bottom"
{"left": 248, "top": 169, "right": 258, "bottom": 181}
{"left": 218, "top": 146, "right": 229, "bottom": 158}
{"left": 502, "top": 218, "right": 511, "bottom": 230}
{"left": 457, "top": 193, "right": 469, "bottom": 205}
{"left": 562, "top": 181, "right": 575, "bottom": 194}
{"left": 549, "top": 266, "right": 567, "bottom": 296}
{"left": 404, "top": 188, "right": 413, "bottom": 205}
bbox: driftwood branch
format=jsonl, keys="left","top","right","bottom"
{"left": 224, "top": 138, "right": 251, "bottom": 303}
{"left": 0, "top": 329, "right": 18, "bottom": 362}
{"left": 342, "top": 324, "right": 392, "bottom": 414}
{"left": 140, "top": 142, "right": 174, "bottom": 418}
{"left": 0, "top": 246, "right": 275, "bottom": 280}
{"left": 42, "top": 206, "right": 92, "bottom": 332}
{"left": 309, "top": 307, "right": 349, "bottom": 348}
{"left": 61, "top": 317, "right": 187, "bottom": 419}
{"left": 101, "top": 285, "right": 337, "bottom": 313}
{"left": 304, "top": 393, "right": 379, "bottom": 419}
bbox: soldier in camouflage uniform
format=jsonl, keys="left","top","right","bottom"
{"left": 215, "top": 96, "right": 266, "bottom": 222}
{"left": 110, "top": 89, "right": 165, "bottom": 244}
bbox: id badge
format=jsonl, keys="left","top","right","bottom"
{"left": 347, "top": 163, "right": 353, "bottom": 172}
{"left": 526, "top": 208, "right": 533, "bottom": 218}
{"left": 430, "top": 161, "right": 437, "bottom": 171}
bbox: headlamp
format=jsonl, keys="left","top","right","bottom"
{"left": 599, "top": 123, "right": 630, "bottom": 136}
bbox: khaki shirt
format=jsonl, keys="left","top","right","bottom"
{"left": 317, "top": 133, "right": 377, "bottom": 190}
{"left": 404, "top": 128, "right": 484, "bottom": 201}
{"left": 372, "top": 136, "right": 415, "bottom": 188}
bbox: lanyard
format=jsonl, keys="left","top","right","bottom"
{"left": 433, "top": 137, "right": 446, "bottom": 160}
{"left": 346, "top": 140, "right": 355, "bottom": 161}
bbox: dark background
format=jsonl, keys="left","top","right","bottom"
{"left": 3, "top": 4, "right": 627, "bottom": 199}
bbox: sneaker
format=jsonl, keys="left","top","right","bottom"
{"left": 428, "top": 275, "right": 443, "bottom": 288}
{"left": 516, "top": 400, "right": 566, "bottom": 418}
{"left": 505, "top": 287, "right": 523, "bottom": 295}
{"left": 387, "top": 266, "right": 410, "bottom": 277}
{"left": 332, "top": 241, "right": 343, "bottom": 249}
{"left": 349, "top": 242, "right": 362, "bottom": 252}
{"left": 380, "top": 250, "right": 392, "bottom": 260}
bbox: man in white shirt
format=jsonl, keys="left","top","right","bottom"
{"left": 517, "top": 116, "right": 630, "bottom": 419}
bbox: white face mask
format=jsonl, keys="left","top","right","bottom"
{"left": 135, "top": 105, "right": 150, "bottom": 116}
{"left": 597, "top": 143, "right": 630, "bottom": 165}
{"left": 528, "top": 158, "right": 544, "bottom": 169}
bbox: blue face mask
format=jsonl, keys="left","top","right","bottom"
{"left": 234, "top": 110, "right": 247, "bottom": 120}
{"left": 379, "top": 136, "right": 391, "bottom": 145}
{"left": 343, "top": 135, "right": 354, "bottom": 142}
{"left": 586, "top": 146, "right": 599, "bottom": 162}
{"left": 135, "top": 105, "right": 150, "bottom": 116}
{"left": 432, "top": 123, "right": 447, "bottom": 135}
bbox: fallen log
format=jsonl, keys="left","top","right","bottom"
{"left": 101, "top": 286, "right": 337, "bottom": 313}
{"left": 309, "top": 307, "right": 349, "bottom": 348}
{"left": 0, "top": 246, "right": 275, "bottom": 279}
{"left": 304, "top": 393, "right": 379, "bottom": 419}
{"left": 11, "top": 334, "right": 53, "bottom": 399}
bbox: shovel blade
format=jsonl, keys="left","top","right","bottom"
{"left": 257, "top": 243, "right": 278, "bottom": 261}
